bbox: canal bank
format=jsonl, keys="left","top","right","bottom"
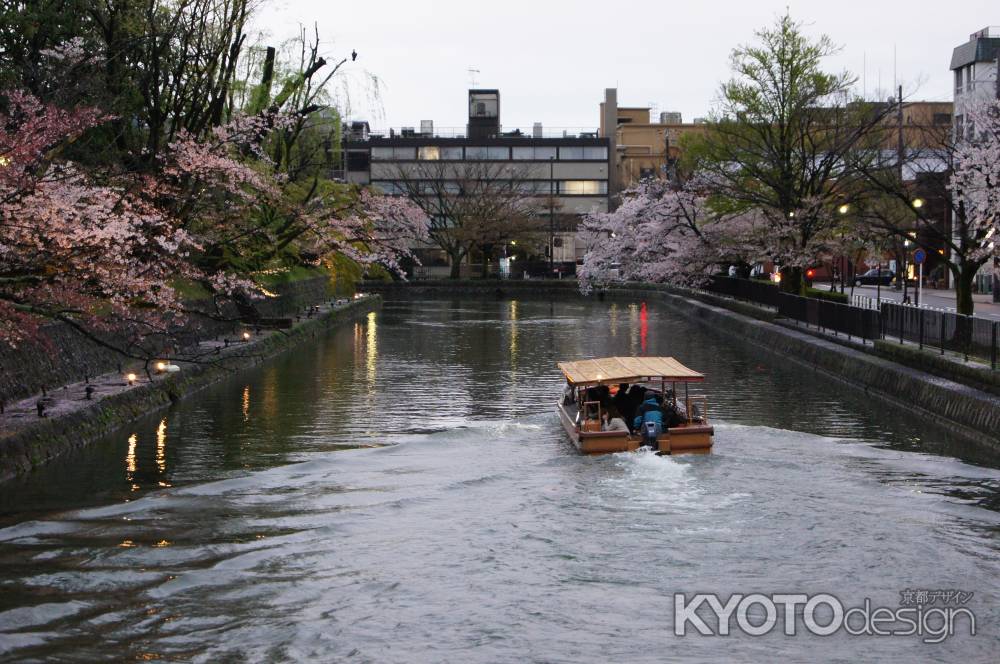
{"left": 362, "top": 280, "right": 1000, "bottom": 448}
{"left": 0, "top": 296, "right": 380, "bottom": 481}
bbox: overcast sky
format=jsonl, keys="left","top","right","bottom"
{"left": 254, "top": 1, "right": 996, "bottom": 131}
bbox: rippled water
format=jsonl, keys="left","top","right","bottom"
{"left": 1, "top": 298, "right": 999, "bottom": 662}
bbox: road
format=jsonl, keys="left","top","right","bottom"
{"left": 847, "top": 284, "right": 1000, "bottom": 320}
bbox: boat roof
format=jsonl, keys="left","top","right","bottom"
{"left": 558, "top": 356, "right": 704, "bottom": 386}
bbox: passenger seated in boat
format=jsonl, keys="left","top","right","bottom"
{"left": 659, "top": 390, "right": 687, "bottom": 427}
{"left": 582, "top": 401, "right": 603, "bottom": 432}
{"left": 562, "top": 380, "right": 576, "bottom": 406}
{"left": 602, "top": 406, "right": 629, "bottom": 432}
{"left": 633, "top": 394, "right": 664, "bottom": 446}
{"left": 612, "top": 383, "right": 633, "bottom": 423}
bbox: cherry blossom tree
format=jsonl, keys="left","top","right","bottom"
{"left": 0, "top": 91, "right": 203, "bottom": 348}
{"left": 951, "top": 99, "right": 1000, "bottom": 289}
{"left": 578, "top": 179, "right": 731, "bottom": 291}
{"left": 1, "top": 91, "right": 427, "bottom": 352}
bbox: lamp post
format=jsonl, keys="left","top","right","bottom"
{"left": 549, "top": 156, "right": 555, "bottom": 277}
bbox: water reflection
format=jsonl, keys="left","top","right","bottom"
{"left": 241, "top": 385, "right": 250, "bottom": 422}
{"left": 156, "top": 419, "right": 167, "bottom": 473}
{"left": 125, "top": 432, "right": 138, "bottom": 491}
{"left": 366, "top": 310, "right": 377, "bottom": 391}
{"left": 509, "top": 299, "right": 519, "bottom": 366}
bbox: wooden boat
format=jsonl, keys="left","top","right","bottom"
{"left": 556, "top": 356, "right": 714, "bottom": 455}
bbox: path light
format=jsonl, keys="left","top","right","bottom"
{"left": 510, "top": 240, "right": 517, "bottom": 246}
{"left": 788, "top": 211, "right": 795, "bottom": 218}
{"left": 0, "top": 156, "right": 9, "bottom": 167}
{"left": 156, "top": 361, "right": 167, "bottom": 373}
{"left": 838, "top": 204, "right": 850, "bottom": 215}
{"left": 912, "top": 198, "right": 924, "bottom": 209}
{"left": 126, "top": 373, "right": 137, "bottom": 386}
{"left": 242, "top": 331, "right": 251, "bottom": 341}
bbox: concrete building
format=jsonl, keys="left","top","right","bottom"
{"left": 344, "top": 89, "right": 610, "bottom": 278}
{"left": 951, "top": 27, "right": 1000, "bottom": 142}
{"left": 951, "top": 26, "right": 1000, "bottom": 296}
{"left": 598, "top": 89, "right": 707, "bottom": 192}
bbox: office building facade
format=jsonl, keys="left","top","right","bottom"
{"left": 344, "top": 89, "right": 611, "bottom": 277}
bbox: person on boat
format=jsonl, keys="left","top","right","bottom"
{"left": 602, "top": 406, "right": 629, "bottom": 432}
{"left": 562, "top": 379, "right": 576, "bottom": 406}
{"left": 659, "top": 389, "right": 687, "bottom": 428}
{"left": 633, "top": 394, "right": 664, "bottom": 448}
{"left": 612, "top": 383, "right": 632, "bottom": 422}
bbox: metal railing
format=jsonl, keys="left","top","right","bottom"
{"left": 708, "top": 276, "right": 998, "bottom": 369}
{"left": 708, "top": 276, "right": 783, "bottom": 308}
{"left": 881, "top": 302, "right": 998, "bottom": 367}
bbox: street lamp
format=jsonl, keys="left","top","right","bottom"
{"left": 838, "top": 204, "right": 850, "bottom": 215}
{"left": 912, "top": 198, "right": 924, "bottom": 209}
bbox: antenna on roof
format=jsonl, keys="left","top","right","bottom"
{"left": 468, "top": 67, "right": 480, "bottom": 87}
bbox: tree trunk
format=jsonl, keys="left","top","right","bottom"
{"left": 955, "top": 264, "right": 976, "bottom": 317}
{"left": 448, "top": 252, "right": 463, "bottom": 279}
{"left": 780, "top": 266, "right": 803, "bottom": 295}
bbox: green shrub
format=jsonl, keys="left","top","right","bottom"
{"left": 806, "top": 287, "right": 848, "bottom": 304}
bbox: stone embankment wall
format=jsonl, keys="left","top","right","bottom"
{"left": 361, "top": 280, "right": 1000, "bottom": 447}
{"left": 0, "top": 276, "right": 331, "bottom": 405}
{"left": 0, "top": 296, "right": 378, "bottom": 481}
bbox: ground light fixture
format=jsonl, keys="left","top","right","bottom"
{"left": 242, "top": 331, "right": 251, "bottom": 341}
{"left": 156, "top": 361, "right": 167, "bottom": 373}
{"left": 126, "top": 373, "right": 137, "bottom": 386}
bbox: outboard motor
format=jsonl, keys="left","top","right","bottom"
{"left": 642, "top": 421, "right": 662, "bottom": 451}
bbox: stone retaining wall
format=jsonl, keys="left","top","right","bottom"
{"left": 0, "top": 296, "right": 377, "bottom": 481}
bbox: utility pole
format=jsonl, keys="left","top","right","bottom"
{"left": 897, "top": 86, "right": 909, "bottom": 303}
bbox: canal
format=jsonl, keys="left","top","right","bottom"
{"left": 1, "top": 298, "right": 999, "bottom": 662}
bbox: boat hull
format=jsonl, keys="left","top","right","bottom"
{"left": 557, "top": 402, "right": 713, "bottom": 455}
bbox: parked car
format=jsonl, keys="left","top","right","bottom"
{"left": 853, "top": 268, "right": 894, "bottom": 286}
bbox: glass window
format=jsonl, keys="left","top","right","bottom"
{"left": 512, "top": 147, "right": 534, "bottom": 160}
{"left": 371, "top": 147, "right": 393, "bottom": 160}
{"left": 584, "top": 146, "right": 608, "bottom": 160}
{"left": 466, "top": 146, "right": 488, "bottom": 159}
{"left": 955, "top": 69, "right": 962, "bottom": 93}
{"left": 418, "top": 146, "right": 440, "bottom": 160}
{"left": 374, "top": 181, "right": 402, "bottom": 195}
{"left": 559, "top": 146, "right": 584, "bottom": 160}
{"left": 534, "top": 146, "right": 557, "bottom": 160}
{"left": 443, "top": 182, "right": 462, "bottom": 194}
{"left": 392, "top": 147, "right": 416, "bottom": 160}
{"left": 487, "top": 146, "right": 509, "bottom": 160}
{"left": 560, "top": 180, "right": 607, "bottom": 195}
{"left": 441, "top": 147, "right": 464, "bottom": 160}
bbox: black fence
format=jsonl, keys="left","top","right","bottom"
{"left": 881, "top": 303, "right": 998, "bottom": 367}
{"left": 708, "top": 276, "right": 998, "bottom": 369}
{"left": 708, "top": 275, "right": 783, "bottom": 308}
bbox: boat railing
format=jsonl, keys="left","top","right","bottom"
{"left": 685, "top": 395, "right": 709, "bottom": 425}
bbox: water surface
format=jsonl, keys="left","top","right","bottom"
{"left": 1, "top": 299, "right": 998, "bottom": 662}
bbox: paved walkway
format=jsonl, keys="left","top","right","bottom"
{"left": 0, "top": 297, "right": 368, "bottom": 436}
